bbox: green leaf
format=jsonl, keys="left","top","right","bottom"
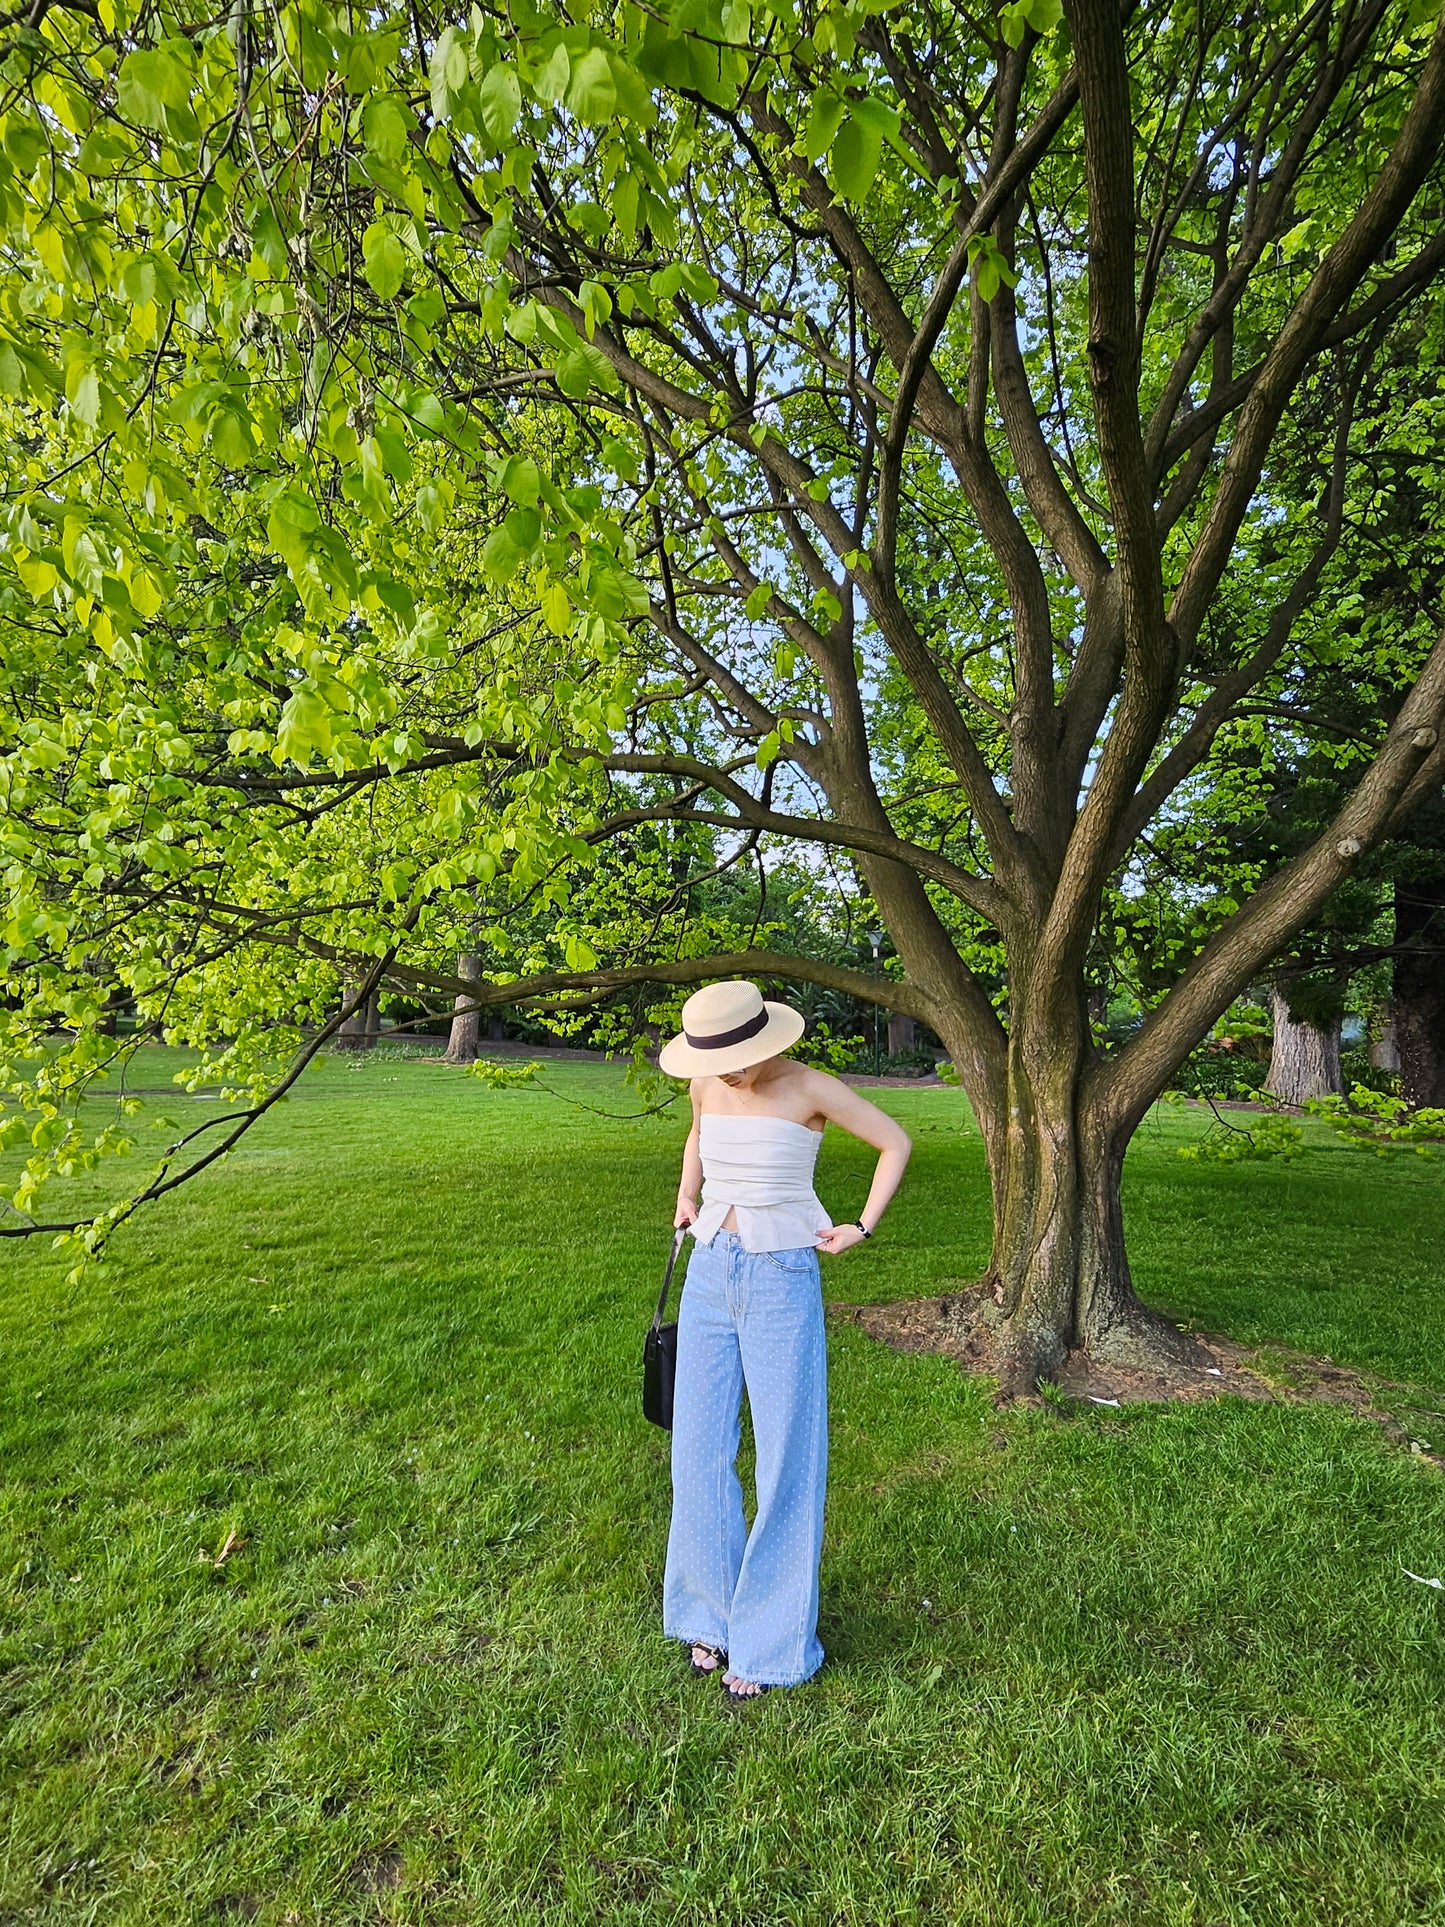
{"left": 802, "top": 90, "right": 847, "bottom": 163}
{"left": 477, "top": 64, "right": 522, "bottom": 143}
{"left": 276, "top": 685, "right": 335, "bottom": 763}
{"left": 482, "top": 527, "right": 524, "bottom": 582}
{"left": 967, "top": 233, "right": 1018, "bottom": 303}
{"left": 363, "top": 222, "right": 408, "bottom": 300}
{"left": 556, "top": 348, "right": 593, "bottom": 398}
{"left": 115, "top": 43, "right": 194, "bottom": 129}
{"left": 363, "top": 94, "right": 411, "bottom": 165}
{"left": 248, "top": 208, "right": 290, "bottom": 280}
{"left": 63, "top": 346, "right": 99, "bottom": 426}
{"left": 601, "top": 437, "right": 639, "bottom": 483}
{"left": 565, "top": 48, "right": 617, "bottom": 122}
{"left": 579, "top": 280, "right": 612, "bottom": 338}
{"left": 540, "top": 580, "right": 571, "bottom": 635}
{"left": 269, "top": 491, "right": 320, "bottom": 534}
{"left": 16, "top": 554, "right": 60, "bottom": 597}
{"left": 119, "top": 251, "right": 182, "bottom": 307}
{"left": 612, "top": 168, "right": 640, "bottom": 241}
{"left": 679, "top": 263, "right": 719, "bottom": 302}
{"left": 745, "top": 582, "right": 773, "bottom": 619}
{"left": 503, "top": 506, "right": 541, "bottom": 552}
{"left": 430, "top": 27, "right": 470, "bottom": 118}
{"left": 128, "top": 569, "right": 165, "bottom": 619}
{"left": 830, "top": 98, "right": 901, "bottom": 203}
{"left": 999, "top": 0, "right": 1061, "bottom": 45}
{"left": 556, "top": 343, "right": 619, "bottom": 398}
{"left": 532, "top": 41, "right": 570, "bottom": 103}
{"left": 499, "top": 456, "right": 542, "bottom": 506}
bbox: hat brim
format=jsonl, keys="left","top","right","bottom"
{"left": 657, "top": 1002, "right": 806, "bottom": 1079}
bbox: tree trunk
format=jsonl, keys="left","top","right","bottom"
{"left": 1368, "top": 1011, "right": 1400, "bottom": 1072}
{"left": 444, "top": 952, "right": 483, "bottom": 1064}
{"left": 886, "top": 1012, "right": 915, "bottom": 1056}
{"left": 976, "top": 991, "right": 1208, "bottom": 1395}
{"left": 1395, "top": 874, "right": 1445, "bottom": 1107}
{"left": 1264, "top": 990, "right": 1343, "bottom": 1105}
{"left": 334, "top": 982, "right": 377, "bottom": 1051}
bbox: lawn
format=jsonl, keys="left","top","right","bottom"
{"left": 2, "top": 1049, "right": 1444, "bottom": 1926}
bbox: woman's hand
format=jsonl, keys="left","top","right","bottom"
{"left": 674, "top": 1194, "right": 700, "bottom": 1229}
{"left": 815, "top": 1222, "right": 867, "bottom": 1256}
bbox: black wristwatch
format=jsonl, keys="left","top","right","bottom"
{"left": 853, "top": 1220, "right": 872, "bottom": 1239}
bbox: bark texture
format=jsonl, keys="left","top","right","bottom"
{"left": 444, "top": 951, "right": 483, "bottom": 1065}
{"left": 886, "top": 1013, "right": 916, "bottom": 1056}
{"left": 1368, "top": 1014, "right": 1400, "bottom": 1072}
{"left": 1395, "top": 874, "right": 1445, "bottom": 1107}
{"left": 334, "top": 984, "right": 378, "bottom": 1051}
{"left": 977, "top": 1001, "right": 1210, "bottom": 1394}
{"left": 1265, "top": 990, "right": 1343, "bottom": 1105}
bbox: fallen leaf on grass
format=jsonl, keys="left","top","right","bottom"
{"left": 198, "top": 1530, "right": 247, "bottom": 1568}
{"left": 1402, "top": 1568, "right": 1444, "bottom": 1590}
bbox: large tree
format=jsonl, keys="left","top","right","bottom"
{"left": 3, "top": 0, "right": 1445, "bottom": 1387}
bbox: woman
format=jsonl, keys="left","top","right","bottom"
{"left": 658, "top": 979, "right": 912, "bottom": 1704}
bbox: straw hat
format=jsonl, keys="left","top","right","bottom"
{"left": 657, "top": 981, "right": 806, "bottom": 1079}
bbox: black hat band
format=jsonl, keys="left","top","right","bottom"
{"left": 683, "top": 1007, "right": 769, "bottom": 1050}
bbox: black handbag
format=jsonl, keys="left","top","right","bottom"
{"left": 642, "top": 1227, "right": 687, "bottom": 1429}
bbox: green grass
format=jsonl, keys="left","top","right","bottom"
{"left": 2, "top": 1051, "right": 1444, "bottom": 1926}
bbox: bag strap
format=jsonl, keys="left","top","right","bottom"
{"left": 653, "top": 1226, "right": 687, "bottom": 1330}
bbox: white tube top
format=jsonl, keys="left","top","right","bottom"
{"left": 692, "top": 1114, "right": 834, "bottom": 1254}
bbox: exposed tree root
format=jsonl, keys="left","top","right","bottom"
{"left": 831, "top": 1286, "right": 1445, "bottom": 1469}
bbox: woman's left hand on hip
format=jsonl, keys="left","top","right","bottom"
{"left": 815, "top": 1224, "right": 867, "bottom": 1255}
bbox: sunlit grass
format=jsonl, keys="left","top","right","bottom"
{"left": 2, "top": 1050, "right": 1443, "bottom": 1924}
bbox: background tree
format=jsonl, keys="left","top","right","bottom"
{"left": 3, "top": 0, "right": 1445, "bottom": 1387}
{"left": 1129, "top": 304, "right": 1445, "bottom": 1107}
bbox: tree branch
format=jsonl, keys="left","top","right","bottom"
{"left": 1169, "top": 12, "right": 1445, "bottom": 649}
{"left": 1098, "top": 629, "right": 1445, "bottom": 1132}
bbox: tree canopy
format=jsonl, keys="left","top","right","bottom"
{"left": 3, "top": 0, "right": 1444, "bottom": 1378}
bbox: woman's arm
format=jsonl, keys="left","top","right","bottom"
{"left": 674, "top": 1081, "right": 704, "bottom": 1228}
{"left": 809, "top": 1074, "right": 912, "bottom": 1255}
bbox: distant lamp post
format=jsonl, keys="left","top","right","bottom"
{"left": 868, "top": 927, "right": 884, "bottom": 1076}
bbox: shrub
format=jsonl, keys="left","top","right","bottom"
{"left": 1173, "top": 1050, "right": 1269, "bottom": 1101}
{"left": 880, "top": 1044, "right": 940, "bottom": 1078}
{"left": 1339, "top": 1048, "right": 1399, "bottom": 1098}
{"left": 1305, "top": 1085, "right": 1445, "bottom": 1157}
{"left": 1178, "top": 1109, "right": 1304, "bottom": 1163}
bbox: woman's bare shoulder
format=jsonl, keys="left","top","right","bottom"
{"left": 790, "top": 1060, "right": 842, "bottom": 1097}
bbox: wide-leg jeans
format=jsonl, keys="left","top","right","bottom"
{"left": 662, "top": 1228, "right": 827, "bottom": 1686}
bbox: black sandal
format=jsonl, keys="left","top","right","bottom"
{"left": 723, "top": 1679, "right": 770, "bottom": 1706}
{"left": 688, "top": 1642, "right": 726, "bottom": 1677}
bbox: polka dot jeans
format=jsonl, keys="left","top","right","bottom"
{"left": 662, "top": 1229, "right": 827, "bottom": 1688}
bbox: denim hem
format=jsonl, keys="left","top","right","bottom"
{"left": 742, "top": 1659, "right": 823, "bottom": 1689}
{"left": 665, "top": 1628, "right": 729, "bottom": 1653}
